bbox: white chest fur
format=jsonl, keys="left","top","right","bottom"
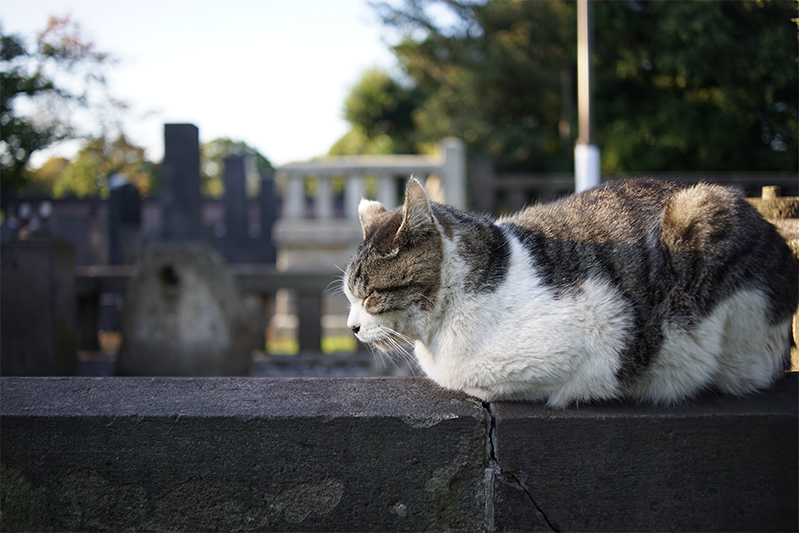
{"left": 414, "top": 230, "right": 632, "bottom": 406}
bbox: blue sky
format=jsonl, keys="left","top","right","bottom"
{"left": 2, "top": 0, "right": 399, "bottom": 166}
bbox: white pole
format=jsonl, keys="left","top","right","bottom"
{"left": 440, "top": 137, "right": 467, "bottom": 209}
{"left": 575, "top": 0, "right": 600, "bottom": 192}
{"left": 574, "top": 143, "right": 601, "bottom": 192}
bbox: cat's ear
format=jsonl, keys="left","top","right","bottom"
{"left": 358, "top": 199, "right": 386, "bottom": 238}
{"left": 398, "top": 178, "right": 436, "bottom": 240}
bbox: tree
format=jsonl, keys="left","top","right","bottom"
{"left": 17, "top": 156, "right": 68, "bottom": 196}
{"left": 594, "top": 0, "right": 798, "bottom": 172}
{"left": 1, "top": 16, "right": 123, "bottom": 194}
{"left": 372, "top": 0, "right": 577, "bottom": 170}
{"left": 51, "top": 135, "right": 155, "bottom": 198}
{"left": 200, "top": 138, "right": 274, "bottom": 198}
{"left": 367, "top": 0, "right": 798, "bottom": 172}
{"left": 329, "top": 69, "right": 424, "bottom": 155}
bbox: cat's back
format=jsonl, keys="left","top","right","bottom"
{"left": 497, "top": 177, "right": 796, "bottom": 392}
{"left": 506, "top": 177, "right": 682, "bottom": 241}
{"left": 504, "top": 178, "right": 795, "bottom": 303}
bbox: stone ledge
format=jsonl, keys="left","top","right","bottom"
{"left": 1, "top": 375, "right": 797, "bottom": 532}
{"left": 1, "top": 377, "right": 488, "bottom": 532}
{"left": 489, "top": 373, "right": 798, "bottom": 532}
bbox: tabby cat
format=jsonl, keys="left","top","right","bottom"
{"left": 344, "top": 178, "right": 797, "bottom": 406}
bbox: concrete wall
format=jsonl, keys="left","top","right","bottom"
{"left": 1, "top": 375, "right": 797, "bottom": 532}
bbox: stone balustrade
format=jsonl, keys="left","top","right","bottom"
{"left": 272, "top": 138, "right": 465, "bottom": 273}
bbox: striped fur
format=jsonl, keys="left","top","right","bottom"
{"left": 344, "top": 178, "right": 797, "bottom": 407}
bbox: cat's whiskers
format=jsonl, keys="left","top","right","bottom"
{"left": 415, "top": 293, "right": 435, "bottom": 307}
{"left": 369, "top": 325, "right": 418, "bottom": 375}
{"left": 324, "top": 273, "right": 347, "bottom": 297}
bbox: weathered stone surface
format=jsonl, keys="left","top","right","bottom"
{"left": 2, "top": 375, "right": 796, "bottom": 532}
{"left": 746, "top": 195, "right": 798, "bottom": 220}
{"left": 115, "top": 244, "right": 255, "bottom": 376}
{"left": 0, "top": 377, "right": 488, "bottom": 532}
{"left": 0, "top": 238, "right": 77, "bottom": 376}
{"left": 489, "top": 374, "right": 798, "bottom": 532}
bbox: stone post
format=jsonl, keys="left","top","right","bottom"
{"left": 284, "top": 173, "right": 305, "bottom": 219}
{"left": 345, "top": 174, "right": 363, "bottom": 220}
{"left": 107, "top": 179, "right": 141, "bottom": 265}
{"left": 259, "top": 173, "right": 278, "bottom": 263}
{"left": 0, "top": 239, "right": 77, "bottom": 375}
{"left": 222, "top": 155, "right": 249, "bottom": 248}
{"left": 378, "top": 175, "right": 397, "bottom": 208}
{"left": 317, "top": 176, "right": 333, "bottom": 220}
{"left": 161, "top": 124, "right": 203, "bottom": 242}
{"left": 440, "top": 137, "right": 467, "bottom": 209}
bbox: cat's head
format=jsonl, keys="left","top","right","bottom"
{"left": 344, "top": 179, "right": 443, "bottom": 351}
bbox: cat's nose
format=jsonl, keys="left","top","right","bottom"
{"left": 349, "top": 325, "right": 361, "bottom": 335}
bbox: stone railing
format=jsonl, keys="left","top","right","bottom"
{"left": 272, "top": 138, "right": 465, "bottom": 272}
{"left": 1, "top": 375, "right": 796, "bottom": 532}
{"left": 471, "top": 156, "right": 800, "bottom": 214}
{"left": 75, "top": 263, "right": 339, "bottom": 357}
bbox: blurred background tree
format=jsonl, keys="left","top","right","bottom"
{"left": 1, "top": 16, "right": 128, "bottom": 194}
{"left": 329, "top": 68, "right": 424, "bottom": 155}
{"left": 594, "top": 0, "right": 798, "bottom": 172}
{"left": 357, "top": 0, "right": 797, "bottom": 172}
{"left": 200, "top": 138, "right": 274, "bottom": 198}
{"left": 49, "top": 135, "right": 155, "bottom": 198}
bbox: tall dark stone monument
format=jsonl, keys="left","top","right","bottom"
{"left": 161, "top": 124, "right": 203, "bottom": 242}
{"left": 259, "top": 173, "right": 278, "bottom": 263}
{"left": 223, "top": 156, "right": 249, "bottom": 249}
{"left": 116, "top": 123, "right": 257, "bottom": 376}
{"left": 0, "top": 239, "right": 77, "bottom": 375}
{"left": 108, "top": 180, "right": 142, "bottom": 265}
{"left": 217, "top": 156, "right": 277, "bottom": 264}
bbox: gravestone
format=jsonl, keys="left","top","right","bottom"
{"left": 115, "top": 244, "right": 254, "bottom": 376}
{"left": 216, "top": 156, "right": 277, "bottom": 263}
{"left": 223, "top": 156, "right": 249, "bottom": 249}
{"left": 0, "top": 238, "right": 77, "bottom": 375}
{"left": 116, "top": 123, "right": 257, "bottom": 375}
{"left": 161, "top": 124, "right": 203, "bottom": 242}
{"left": 259, "top": 174, "right": 278, "bottom": 263}
{"left": 108, "top": 178, "right": 142, "bottom": 265}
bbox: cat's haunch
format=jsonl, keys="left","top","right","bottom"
{"left": 344, "top": 178, "right": 797, "bottom": 407}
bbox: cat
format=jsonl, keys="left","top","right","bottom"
{"left": 343, "top": 178, "right": 797, "bottom": 407}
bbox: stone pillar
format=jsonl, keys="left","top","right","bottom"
{"left": 316, "top": 176, "right": 333, "bottom": 220}
{"left": 259, "top": 173, "right": 278, "bottom": 263}
{"left": 378, "top": 175, "right": 397, "bottom": 208}
{"left": 296, "top": 290, "right": 323, "bottom": 354}
{"left": 161, "top": 124, "right": 203, "bottom": 242}
{"left": 222, "top": 155, "right": 249, "bottom": 248}
{"left": 284, "top": 174, "right": 305, "bottom": 219}
{"left": 440, "top": 137, "right": 467, "bottom": 209}
{"left": 0, "top": 239, "right": 77, "bottom": 375}
{"left": 108, "top": 179, "right": 142, "bottom": 265}
{"left": 345, "top": 174, "right": 363, "bottom": 220}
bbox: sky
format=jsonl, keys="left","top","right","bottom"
{"left": 1, "top": 0, "right": 400, "bottom": 167}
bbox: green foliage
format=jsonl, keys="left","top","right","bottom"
{"left": 594, "top": 0, "right": 798, "bottom": 172}
{"left": 50, "top": 135, "right": 155, "bottom": 198}
{"left": 360, "top": 0, "right": 797, "bottom": 172}
{"left": 1, "top": 16, "right": 122, "bottom": 194}
{"left": 330, "top": 69, "right": 423, "bottom": 155}
{"left": 200, "top": 138, "right": 274, "bottom": 198}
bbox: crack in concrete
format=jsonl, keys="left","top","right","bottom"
{"left": 482, "top": 401, "right": 500, "bottom": 532}
{"left": 508, "top": 471, "right": 559, "bottom": 532}
{"left": 482, "top": 402, "right": 559, "bottom": 533}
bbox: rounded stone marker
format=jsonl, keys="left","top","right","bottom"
{"left": 116, "top": 244, "right": 254, "bottom": 376}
